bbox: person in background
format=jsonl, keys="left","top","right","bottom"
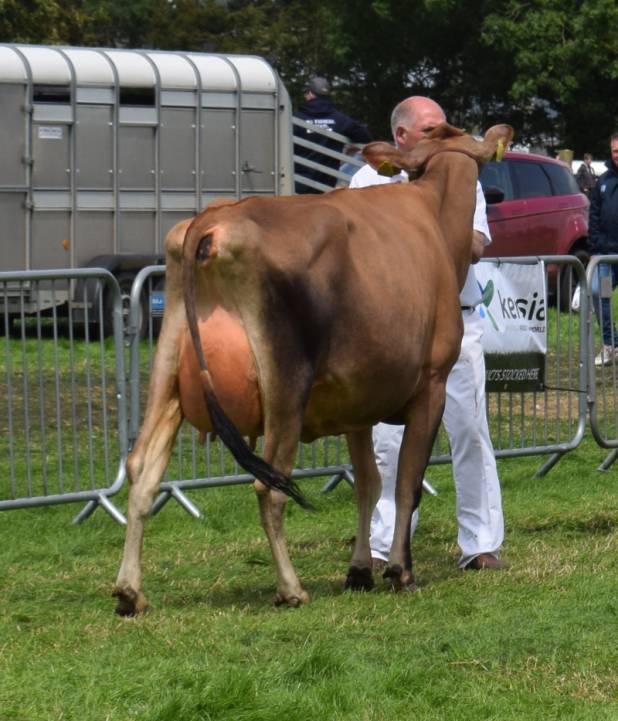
{"left": 349, "top": 96, "right": 505, "bottom": 573}
{"left": 589, "top": 134, "right": 618, "bottom": 366}
{"left": 575, "top": 153, "right": 597, "bottom": 198}
{"left": 293, "top": 76, "right": 371, "bottom": 194}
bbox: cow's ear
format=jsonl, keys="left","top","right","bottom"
{"left": 362, "top": 141, "right": 406, "bottom": 176}
{"left": 482, "top": 124, "right": 514, "bottom": 161}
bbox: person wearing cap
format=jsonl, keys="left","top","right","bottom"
{"left": 294, "top": 76, "right": 371, "bottom": 194}
{"left": 349, "top": 95, "right": 505, "bottom": 574}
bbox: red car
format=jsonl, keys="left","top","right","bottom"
{"left": 480, "top": 151, "right": 589, "bottom": 308}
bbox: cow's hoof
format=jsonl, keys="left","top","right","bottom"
{"left": 384, "top": 566, "right": 420, "bottom": 593}
{"left": 113, "top": 586, "right": 148, "bottom": 616}
{"left": 344, "top": 565, "right": 374, "bottom": 591}
{"left": 382, "top": 564, "right": 417, "bottom": 592}
{"left": 274, "top": 589, "right": 310, "bottom": 608}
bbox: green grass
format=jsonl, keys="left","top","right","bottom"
{"left": 0, "top": 291, "right": 617, "bottom": 719}
{"left": 1, "top": 437, "right": 617, "bottom": 721}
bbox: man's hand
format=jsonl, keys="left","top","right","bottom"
{"left": 471, "top": 230, "right": 487, "bottom": 264}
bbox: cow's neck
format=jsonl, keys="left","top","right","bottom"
{"left": 421, "top": 152, "right": 479, "bottom": 290}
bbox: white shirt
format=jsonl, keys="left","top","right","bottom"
{"left": 349, "top": 163, "right": 490, "bottom": 307}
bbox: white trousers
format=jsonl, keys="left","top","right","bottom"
{"left": 370, "top": 311, "right": 504, "bottom": 567}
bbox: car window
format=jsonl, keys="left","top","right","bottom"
{"left": 479, "top": 161, "right": 514, "bottom": 201}
{"left": 510, "top": 161, "right": 552, "bottom": 199}
{"left": 542, "top": 162, "right": 581, "bottom": 196}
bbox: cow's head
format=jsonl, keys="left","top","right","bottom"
{"left": 362, "top": 123, "right": 514, "bottom": 180}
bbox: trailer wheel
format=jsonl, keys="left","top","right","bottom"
{"left": 0, "top": 315, "right": 18, "bottom": 338}
{"left": 104, "top": 272, "right": 148, "bottom": 339}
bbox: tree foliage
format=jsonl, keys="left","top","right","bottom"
{"left": 1, "top": 0, "right": 616, "bottom": 155}
{"left": 482, "top": 0, "right": 618, "bottom": 154}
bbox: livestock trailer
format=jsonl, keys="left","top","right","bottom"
{"left": 0, "top": 43, "right": 294, "bottom": 331}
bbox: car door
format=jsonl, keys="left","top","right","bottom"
{"left": 507, "top": 159, "right": 559, "bottom": 255}
{"left": 481, "top": 158, "right": 531, "bottom": 257}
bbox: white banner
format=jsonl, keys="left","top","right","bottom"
{"left": 475, "top": 261, "right": 547, "bottom": 392}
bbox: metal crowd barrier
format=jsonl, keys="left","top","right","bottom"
{"left": 1, "top": 254, "right": 614, "bottom": 525}
{"left": 0, "top": 269, "right": 128, "bottom": 523}
{"left": 586, "top": 255, "right": 618, "bottom": 471}
{"left": 429, "top": 255, "right": 590, "bottom": 477}
{"left": 292, "top": 118, "right": 364, "bottom": 192}
{"left": 127, "top": 256, "right": 594, "bottom": 518}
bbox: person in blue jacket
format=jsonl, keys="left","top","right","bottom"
{"left": 589, "top": 132, "right": 618, "bottom": 366}
{"left": 293, "top": 77, "right": 371, "bottom": 194}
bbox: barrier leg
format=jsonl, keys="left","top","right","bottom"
{"left": 98, "top": 495, "right": 127, "bottom": 525}
{"left": 150, "top": 491, "right": 172, "bottom": 516}
{"left": 598, "top": 448, "right": 618, "bottom": 472}
{"left": 534, "top": 451, "right": 564, "bottom": 477}
{"left": 321, "top": 468, "right": 354, "bottom": 494}
{"left": 72, "top": 495, "right": 127, "bottom": 525}
{"left": 169, "top": 486, "right": 203, "bottom": 518}
{"left": 150, "top": 486, "right": 203, "bottom": 518}
{"left": 72, "top": 500, "right": 98, "bottom": 525}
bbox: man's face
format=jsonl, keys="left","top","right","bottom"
{"left": 395, "top": 106, "right": 446, "bottom": 152}
{"left": 611, "top": 139, "right": 618, "bottom": 166}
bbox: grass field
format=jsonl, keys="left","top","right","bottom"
{"left": 1, "top": 436, "right": 616, "bottom": 721}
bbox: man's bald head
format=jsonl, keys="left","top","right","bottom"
{"left": 390, "top": 96, "right": 446, "bottom": 152}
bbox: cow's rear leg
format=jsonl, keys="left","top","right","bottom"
{"left": 113, "top": 398, "right": 182, "bottom": 616}
{"left": 254, "top": 434, "right": 309, "bottom": 607}
{"left": 344, "top": 428, "right": 381, "bottom": 591}
{"left": 387, "top": 378, "right": 446, "bottom": 591}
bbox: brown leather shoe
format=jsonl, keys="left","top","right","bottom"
{"left": 463, "top": 553, "right": 503, "bottom": 571}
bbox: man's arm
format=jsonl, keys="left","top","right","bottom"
{"left": 336, "top": 112, "right": 372, "bottom": 144}
{"left": 471, "top": 230, "right": 486, "bottom": 264}
{"left": 588, "top": 180, "right": 603, "bottom": 253}
{"left": 472, "top": 181, "right": 491, "bottom": 264}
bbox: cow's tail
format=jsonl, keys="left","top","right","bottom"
{"left": 181, "top": 229, "right": 313, "bottom": 510}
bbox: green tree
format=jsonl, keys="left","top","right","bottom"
{"left": 0, "top": 0, "right": 66, "bottom": 43}
{"left": 482, "top": 0, "right": 618, "bottom": 155}
{"left": 2, "top": 0, "right": 617, "bottom": 154}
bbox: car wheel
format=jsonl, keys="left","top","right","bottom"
{"left": 559, "top": 248, "right": 589, "bottom": 312}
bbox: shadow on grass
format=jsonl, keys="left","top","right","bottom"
{"left": 517, "top": 511, "right": 616, "bottom": 535}
{"left": 155, "top": 555, "right": 469, "bottom": 613}
{"left": 167, "top": 572, "right": 352, "bottom": 611}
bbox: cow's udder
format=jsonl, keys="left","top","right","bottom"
{"left": 178, "top": 307, "right": 262, "bottom": 436}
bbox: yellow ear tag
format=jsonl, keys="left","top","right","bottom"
{"left": 377, "top": 159, "right": 399, "bottom": 177}
{"left": 494, "top": 139, "right": 506, "bottom": 162}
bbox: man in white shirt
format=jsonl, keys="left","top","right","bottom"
{"left": 349, "top": 96, "right": 504, "bottom": 571}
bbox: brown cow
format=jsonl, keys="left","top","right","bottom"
{"left": 113, "top": 122, "right": 513, "bottom": 615}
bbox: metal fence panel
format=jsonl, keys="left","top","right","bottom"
{"left": 0, "top": 254, "right": 605, "bottom": 524}
{"left": 0, "top": 269, "right": 128, "bottom": 523}
{"left": 292, "top": 118, "right": 364, "bottom": 192}
{"left": 586, "top": 255, "right": 618, "bottom": 470}
{"left": 129, "top": 257, "right": 589, "bottom": 516}
{"left": 431, "top": 256, "right": 588, "bottom": 476}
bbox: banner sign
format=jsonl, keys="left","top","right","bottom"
{"left": 475, "top": 261, "right": 547, "bottom": 392}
